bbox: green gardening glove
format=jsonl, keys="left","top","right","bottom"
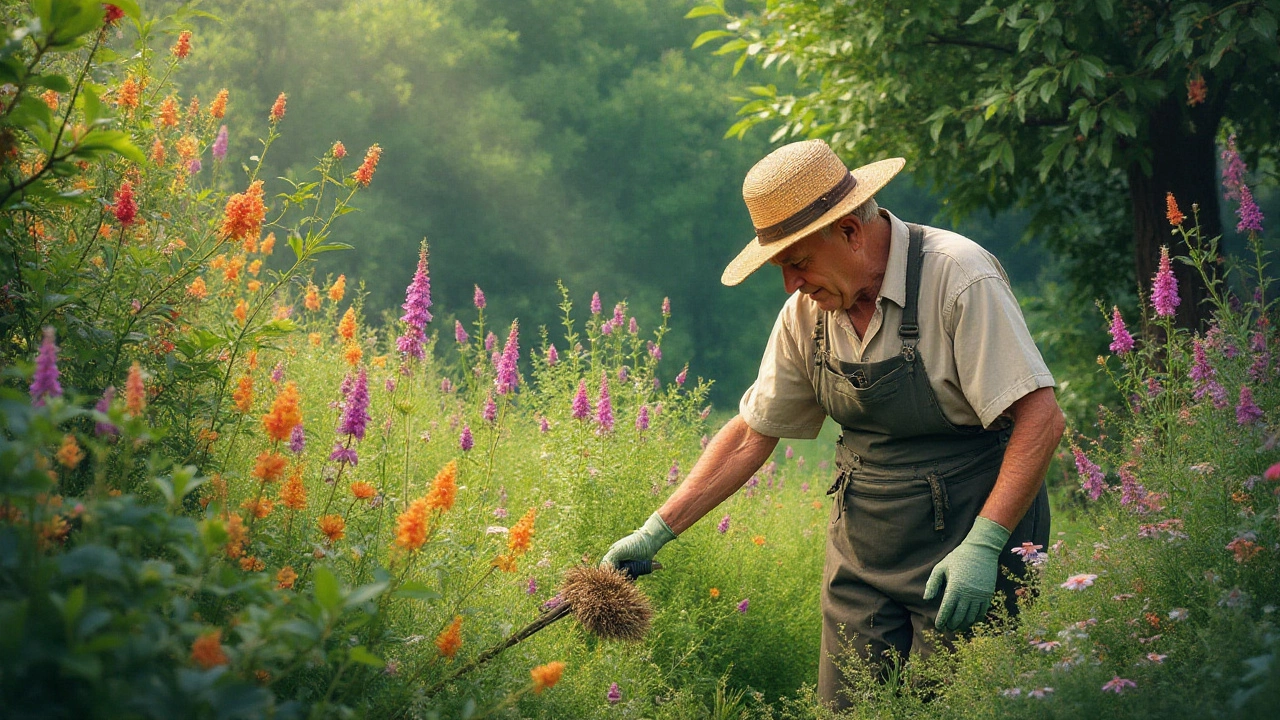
{"left": 600, "top": 511, "right": 677, "bottom": 569}
{"left": 923, "top": 516, "right": 1011, "bottom": 631}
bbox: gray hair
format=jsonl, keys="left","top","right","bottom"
{"left": 820, "top": 197, "right": 879, "bottom": 240}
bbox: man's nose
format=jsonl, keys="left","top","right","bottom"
{"left": 782, "top": 266, "right": 804, "bottom": 294}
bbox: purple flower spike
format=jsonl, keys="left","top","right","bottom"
{"left": 396, "top": 244, "right": 433, "bottom": 360}
{"left": 785, "top": 446, "right": 794, "bottom": 459}
{"left": 289, "top": 423, "right": 306, "bottom": 454}
{"left": 1108, "top": 307, "right": 1134, "bottom": 355}
{"left": 636, "top": 404, "right": 649, "bottom": 431}
{"left": 595, "top": 372, "right": 614, "bottom": 433}
{"left": 662, "top": 297, "right": 670, "bottom": 316}
{"left": 590, "top": 292, "right": 602, "bottom": 315}
{"left": 1119, "top": 468, "right": 1145, "bottom": 509}
{"left": 737, "top": 598, "right": 749, "bottom": 613}
{"left": 1073, "top": 447, "right": 1106, "bottom": 501}
{"left": 571, "top": 380, "right": 591, "bottom": 420}
{"left": 539, "top": 416, "right": 550, "bottom": 433}
{"left": 336, "top": 367, "right": 370, "bottom": 440}
{"left": 675, "top": 365, "right": 688, "bottom": 386}
{"left": 613, "top": 303, "right": 625, "bottom": 327}
{"left": 628, "top": 317, "right": 638, "bottom": 334}
{"left": 717, "top": 514, "right": 730, "bottom": 534}
{"left": 601, "top": 320, "right": 613, "bottom": 336}
{"left": 607, "top": 682, "right": 621, "bottom": 705}
{"left": 1236, "top": 185, "right": 1265, "bottom": 235}
{"left": 474, "top": 285, "right": 486, "bottom": 309}
{"left": 483, "top": 393, "right": 497, "bottom": 424}
{"left": 330, "top": 444, "right": 358, "bottom": 466}
{"left": 496, "top": 320, "right": 519, "bottom": 394}
{"left": 212, "top": 125, "right": 228, "bottom": 161}
{"left": 440, "top": 377, "right": 453, "bottom": 393}
{"left": 95, "top": 386, "right": 118, "bottom": 436}
{"left": 459, "top": 423, "right": 474, "bottom": 451}
{"left": 1222, "top": 134, "right": 1248, "bottom": 200}
{"left": 1237, "top": 386, "right": 1264, "bottom": 425}
{"left": 455, "top": 320, "right": 469, "bottom": 344}
{"left": 30, "top": 326, "right": 62, "bottom": 405}
{"left": 647, "top": 341, "right": 661, "bottom": 360}
{"left": 668, "top": 461, "right": 679, "bottom": 485}
{"left": 484, "top": 332, "right": 496, "bottom": 352}
{"left": 271, "top": 361, "right": 285, "bottom": 384}
{"left": 526, "top": 577, "right": 538, "bottom": 595}
{"left": 546, "top": 344, "right": 558, "bottom": 366}
{"left": 187, "top": 158, "right": 201, "bottom": 174}
{"left": 1151, "top": 246, "right": 1180, "bottom": 318}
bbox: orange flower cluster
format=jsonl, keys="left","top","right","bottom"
{"left": 239, "top": 555, "right": 265, "bottom": 572}
{"left": 709, "top": 587, "right": 720, "bottom": 598}
{"left": 308, "top": 332, "right": 322, "bottom": 347}
{"left": 328, "top": 274, "right": 346, "bottom": 302}
{"left": 343, "top": 342, "right": 363, "bottom": 367}
{"left": 508, "top": 507, "right": 536, "bottom": 555}
{"left": 1186, "top": 75, "right": 1206, "bottom": 106}
{"left": 280, "top": 465, "right": 307, "bottom": 510}
{"left": 221, "top": 180, "right": 266, "bottom": 242}
{"left": 171, "top": 30, "right": 192, "bottom": 59}
{"left": 158, "top": 96, "right": 179, "bottom": 128}
{"left": 252, "top": 451, "right": 288, "bottom": 483}
{"left": 1227, "top": 537, "right": 1262, "bottom": 563}
{"left": 116, "top": 75, "right": 140, "bottom": 111}
{"left": 426, "top": 460, "right": 458, "bottom": 511}
{"left": 241, "top": 497, "right": 273, "bottom": 519}
{"left": 1166, "top": 192, "right": 1184, "bottom": 227}
{"left": 395, "top": 498, "right": 430, "bottom": 551}
{"left": 276, "top": 566, "right": 297, "bottom": 589}
{"left": 269, "top": 92, "right": 287, "bottom": 123}
{"left": 233, "top": 375, "right": 254, "bottom": 413}
{"left": 125, "top": 362, "right": 146, "bottom": 416}
{"left": 56, "top": 434, "right": 83, "bottom": 468}
{"left": 530, "top": 661, "right": 565, "bottom": 693}
{"left": 247, "top": 280, "right": 261, "bottom": 293}
{"left": 318, "top": 514, "right": 345, "bottom": 543}
{"left": 752, "top": 535, "right": 766, "bottom": 546}
{"left": 186, "top": 276, "right": 207, "bottom": 299}
{"left": 233, "top": 300, "right": 249, "bottom": 325}
{"left": 150, "top": 138, "right": 165, "bottom": 164}
{"left": 246, "top": 350, "right": 259, "bottom": 371}
{"left": 260, "top": 232, "right": 276, "bottom": 255}
{"left": 352, "top": 144, "right": 382, "bottom": 187}
{"left": 175, "top": 135, "right": 197, "bottom": 161}
{"left": 224, "top": 514, "right": 247, "bottom": 559}
{"left": 337, "top": 307, "right": 357, "bottom": 340}
{"left": 187, "top": 95, "right": 200, "bottom": 118}
{"left": 248, "top": 259, "right": 262, "bottom": 276}
{"left": 210, "top": 89, "right": 228, "bottom": 119}
{"left": 332, "top": 141, "right": 346, "bottom": 158}
{"left": 263, "top": 381, "right": 302, "bottom": 442}
{"left": 304, "top": 284, "right": 321, "bottom": 311}
{"left": 191, "top": 630, "right": 229, "bottom": 669}
{"left": 41, "top": 89, "right": 58, "bottom": 110}
{"left": 435, "top": 616, "right": 463, "bottom": 658}
{"left": 350, "top": 481, "right": 376, "bottom": 500}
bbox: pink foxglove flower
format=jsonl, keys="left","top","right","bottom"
{"left": 662, "top": 296, "right": 670, "bottom": 315}
{"left": 675, "top": 365, "right": 688, "bottom": 386}
{"left": 1236, "top": 385, "right": 1263, "bottom": 425}
{"left": 1236, "top": 185, "right": 1265, "bottom": 234}
{"left": 607, "top": 682, "right": 621, "bottom": 705}
{"left": 1073, "top": 447, "right": 1106, "bottom": 501}
{"left": 473, "top": 285, "right": 486, "bottom": 309}
{"left": 455, "top": 320, "right": 469, "bottom": 344}
{"left": 571, "top": 380, "right": 591, "bottom": 420}
{"left": 635, "top": 404, "right": 649, "bottom": 431}
{"left": 336, "top": 367, "right": 369, "bottom": 440}
{"left": 482, "top": 393, "right": 497, "bottom": 424}
{"left": 29, "top": 327, "right": 62, "bottom": 405}
{"left": 396, "top": 243, "right": 432, "bottom": 359}
{"left": 590, "top": 292, "right": 602, "bottom": 315}
{"left": 495, "top": 320, "right": 519, "bottom": 394}
{"left": 289, "top": 423, "right": 306, "bottom": 454}
{"left": 459, "top": 424, "right": 474, "bottom": 451}
{"left": 595, "top": 372, "right": 613, "bottom": 433}
{"left": 737, "top": 598, "right": 749, "bottom": 613}
{"left": 717, "top": 514, "right": 730, "bottom": 533}
{"left": 546, "top": 344, "right": 558, "bottom": 365}
{"left": 1151, "top": 246, "right": 1180, "bottom": 318}
{"left": 94, "top": 386, "right": 118, "bottom": 436}
{"left": 212, "top": 125, "right": 228, "bottom": 161}
{"left": 1108, "top": 307, "right": 1134, "bottom": 354}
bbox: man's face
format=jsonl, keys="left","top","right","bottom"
{"left": 769, "top": 223, "right": 858, "bottom": 312}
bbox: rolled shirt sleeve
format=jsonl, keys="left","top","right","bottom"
{"left": 739, "top": 296, "right": 827, "bottom": 439}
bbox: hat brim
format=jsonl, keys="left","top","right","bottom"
{"left": 721, "top": 157, "right": 906, "bottom": 287}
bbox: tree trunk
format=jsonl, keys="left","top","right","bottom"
{"left": 1128, "top": 96, "right": 1222, "bottom": 330}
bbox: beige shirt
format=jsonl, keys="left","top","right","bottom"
{"left": 739, "top": 209, "right": 1054, "bottom": 438}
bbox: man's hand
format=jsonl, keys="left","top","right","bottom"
{"left": 923, "top": 516, "right": 1010, "bottom": 631}
{"left": 600, "top": 511, "right": 677, "bottom": 569}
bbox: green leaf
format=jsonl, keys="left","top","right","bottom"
{"left": 110, "top": 0, "right": 142, "bottom": 21}
{"left": 344, "top": 581, "right": 389, "bottom": 608}
{"left": 1249, "top": 12, "right": 1277, "bottom": 42}
{"left": 966, "top": 5, "right": 1000, "bottom": 25}
{"left": 313, "top": 566, "right": 341, "bottom": 611}
{"left": 684, "top": 5, "right": 727, "bottom": 19}
{"left": 1096, "top": 0, "right": 1114, "bottom": 21}
{"left": 29, "top": 73, "right": 72, "bottom": 92}
{"left": 348, "top": 645, "right": 385, "bottom": 668}
{"left": 79, "top": 85, "right": 101, "bottom": 125}
{"left": 394, "top": 581, "right": 441, "bottom": 602}
{"left": 713, "top": 38, "right": 749, "bottom": 56}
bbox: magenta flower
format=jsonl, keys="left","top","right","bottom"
{"left": 440, "top": 377, "right": 453, "bottom": 393}
{"left": 212, "top": 124, "right": 228, "bottom": 161}
{"left": 1073, "top": 447, "right": 1106, "bottom": 501}
{"left": 187, "top": 158, "right": 201, "bottom": 174}
{"left": 1060, "top": 573, "right": 1098, "bottom": 590}
{"left": 483, "top": 393, "right": 497, "bottom": 424}
{"left": 571, "top": 380, "right": 591, "bottom": 420}
{"left": 29, "top": 327, "right": 62, "bottom": 405}
{"left": 1250, "top": 352, "right": 1271, "bottom": 382}
{"left": 1119, "top": 468, "right": 1145, "bottom": 509}
{"left": 396, "top": 244, "right": 433, "bottom": 359}
{"left": 596, "top": 372, "right": 614, "bottom": 433}
{"left": 459, "top": 423, "right": 474, "bottom": 451}
{"left": 1251, "top": 331, "right": 1266, "bottom": 353}
{"left": 329, "top": 444, "right": 358, "bottom": 465}
{"left": 635, "top": 404, "right": 649, "bottom": 431}
{"left": 289, "top": 423, "right": 306, "bottom": 454}
{"left": 647, "top": 341, "right": 661, "bottom": 360}
{"left": 271, "top": 361, "right": 285, "bottom": 384}
{"left": 1264, "top": 462, "right": 1280, "bottom": 481}
{"left": 612, "top": 303, "right": 625, "bottom": 327}
{"left": 675, "top": 365, "right": 688, "bottom": 386}
{"left": 1236, "top": 386, "right": 1263, "bottom": 425}
{"left": 1108, "top": 307, "right": 1134, "bottom": 354}
{"left": 601, "top": 319, "right": 613, "bottom": 336}
{"left": 484, "top": 332, "right": 496, "bottom": 352}
{"left": 94, "top": 386, "right": 118, "bottom": 436}
{"left": 717, "top": 514, "right": 730, "bottom": 534}
{"left": 454, "top": 320, "right": 469, "bottom": 344}
{"left": 1101, "top": 676, "right": 1136, "bottom": 694}
{"left": 628, "top": 317, "right": 638, "bottom": 335}
{"left": 1190, "top": 338, "right": 1215, "bottom": 384}
{"left": 526, "top": 577, "right": 538, "bottom": 595}
{"left": 546, "top": 344, "right": 558, "bottom": 366}
{"left": 668, "top": 461, "right": 679, "bottom": 485}
{"left": 590, "top": 292, "right": 602, "bottom": 315}
{"left": 737, "top": 598, "right": 749, "bottom": 613}
{"left": 1209, "top": 380, "right": 1229, "bottom": 409}
{"left": 385, "top": 377, "right": 396, "bottom": 393}
{"left": 539, "top": 416, "right": 550, "bottom": 433}
{"left": 1222, "top": 134, "right": 1247, "bottom": 200}
{"left": 1151, "top": 246, "right": 1180, "bottom": 318}
{"left": 607, "top": 682, "right": 621, "bottom": 705}
{"left": 662, "top": 296, "right": 671, "bottom": 315}
{"left": 473, "top": 285, "right": 486, "bottom": 309}
{"left": 496, "top": 320, "right": 519, "bottom": 394}
{"left": 1236, "top": 185, "right": 1265, "bottom": 234}
{"left": 785, "top": 445, "right": 794, "bottom": 459}
{"left": 336, "top": 367, "right": 370, "bottom": 440}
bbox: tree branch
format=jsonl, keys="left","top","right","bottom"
{"left": 924, "top": 34, "right": 1016, "bottom": 54}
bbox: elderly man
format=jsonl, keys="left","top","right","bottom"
{"left": 602, "top": 139, "right": 1062, "bottom": 708}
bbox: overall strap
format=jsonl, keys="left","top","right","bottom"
{"left": 899, "top": 223, "right": 925, "bottom": 353}
{"left": 812, "top": 305, "right": 830, "bottom": 370}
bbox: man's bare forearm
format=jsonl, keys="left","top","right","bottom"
{"left": 657, "top": 415, "right": 779, "bottom": 534}
{"left": 979, "top": 386, "right": 1064, "bottom": 531}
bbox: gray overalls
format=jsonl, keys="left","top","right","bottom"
{"left": 814, "top": 223, "right": 1050, "bottom": 709}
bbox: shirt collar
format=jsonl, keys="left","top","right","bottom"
{"left": 878, "top": 208, "right": 909, "bottom": 310}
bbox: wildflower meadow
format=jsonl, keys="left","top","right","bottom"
{"left": 1, "top": 3, "right": 1278, "bottom": 719}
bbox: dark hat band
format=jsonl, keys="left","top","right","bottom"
{"left": 754, "top": 173, "right": 857, "bottom": 244}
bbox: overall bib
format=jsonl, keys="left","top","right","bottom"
{"left": 814, "top": 224, "right": 1050, "bottom": 709}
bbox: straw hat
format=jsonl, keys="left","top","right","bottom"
{"left": 722, "top": 140, "right": 905, "bottom": 286}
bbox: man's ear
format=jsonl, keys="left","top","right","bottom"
{"left": 838, "top": 215, "right": 862, "bottom": 247}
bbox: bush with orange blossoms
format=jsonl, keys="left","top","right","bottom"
{"left": 210, "top": 88, "right": 228, "bottom": 119}
{"left": 224, "top": 514, "right": 247, "bottom": 559}
{"left": 149, "top": 137, "right": 165, "bottom": 163}
{"left": 1166, "top": 192, "right": 1185, "bottom": 227}
{"left": 280, "top": 468, "right": 307, "bottom": 511}
{"left": 171, "top": 30, "right": 192, "bottom": 59}
{"left": 259, "top": 232, "right": 275, "bottom": 255}
{"left": 530, "top": 661, "right": 565, "bottom": 693}
{"left": 224, "top": 254, "right": 245, "bottom": 282}
{"left": 318, "top": 514, "right": 345, "bottom": 543}
{"left": 247, "top": 280, "right": 261, "bottom": 293}
{"left": 352, "top": 144, "right": 382, "bottom": 187}
{"left": 56, "top": 434, "right": 83, "bottom": 468}
{"left": 508, "top": 507, "right": 536, "bottom": 556}
{"left": 395, "top": 498, "right": 430, "bottom": 551}
{"left": 328, "top": 274, "right": 346, "bottom": 302}
{"left": 269, "top": 92, "right": 287, "bottom": 123}
{"left": 308, "top": 332, "right": 322, "bottom": 347}
{"left": 252, "top": 451, "right": 288, "bottom": 483}
{"left": 221, "top": 180, "right": 266, "bottom": 242}
{"left": 186, "top": 95, "right": 199, "bottom": 118}
{"left": 175, "top": 135, "right": 197, "bottom": 161}
{"left": 262, "top": 381, "right": 302, "bottom": 442}
{"left": 232, "top": 375, "right": 254, "bottom": 413}
{"left": 337, "top": 306, "right": 357, "bottom": 340}
{"left": 125, "top": 362, "right": 146, "bottom": 415}
{"left": 435, "top": 616, "right": 463, "bottom": 659}
{"left": 491, "top": 554, "right": 518, "bottom": 572}
{"left": 304, "top": 284, "right": 321, "bottom": 311}
{"left": 426, "top": 460, "right": 458, "bottom": 511}
{"left": 350, "top": 481, "right": 376, "bottom": 500}
{"left": 41, "top": 89, "right": 58, "bottom": 109}
{"left": 276, "top": 566, "right": 297, "bottom": 590}
{"left": 157, "top": 96, "right": 179, "bottom": 128}
{"left": 241, "top": 497, "right": 273, "bottom": 519}
{"left": 246, "top": 350, "right": 259, "bottom": 371}
{"left": 239, "top": 555, "right": 265, "bottom": 572}
{"left": 191, "top": 630, "right": 229, "bottom": 669}
{"left": 115, "top": 75, "right": 140, "bottom": 111}
{"left": 233, "top": 299, "right": 248, "bottom": 325}
{"left": 343, "top": 342, "right": 363, "bottom": 367}
{"left": 248, "top": 259, "right": 262, "bottom": 276}
{"left": 186, "top": 276, "right": 207, "bottom": 299}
